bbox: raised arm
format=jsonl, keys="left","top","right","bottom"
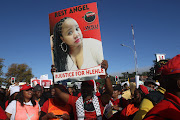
{"left": 51, "top": 65, "right": 70, "bottom": 103}
{"left": 54, "top": 85, "right": 70, "bottom": 103}
{"left": 99, "top": 60, "right": 113, "bottom": 105}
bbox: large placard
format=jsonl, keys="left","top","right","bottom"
{"left": 49, "top": 2, "right": 104, "bottom": 82}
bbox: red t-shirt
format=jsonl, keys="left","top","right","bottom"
{"left": 143, "top": 92, "right": 180, "bottom": 120}
{"left": 111, "top": 97, "right": 129, "bottom": 108}
{"left": 41, "top": 100, "right": 50, "bottom": 113}
{"left": 0, "top": 106, "right": 7, "bottom": 120}
{"left": 67, "top": 95, "right": 104, "bottom": 120}
{"left": 5, "top": 100, "right": 8, "bottom": 109}
{"left": 111, "top": 98, "right": 120, "bottom": 106}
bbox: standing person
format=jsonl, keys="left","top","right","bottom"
{"left": 105, "top": 84, "right": 128, "bottom": 120}
{"left": 52, "top": 60, "right": 113, "bottom": 120}
{"left": 5, "top": 86, "right": 20, "bottom": 109}
{"left": 33, "top": 84, "right": 47, "bottom": 107}
{"left": 111, "top": 84, "right": 129, "bottom": 110}
{"left": 133, "top": 59, "right": 168, "bottom": 120}
{"left": 143, "top": 54, "right": 180, "bottom": 120}
{"left": 40, "top": 84, "right": 72, "bottom": 120}
{"left": 52, "top": 17, "right": 103, "bottom": 80}
{"left": 5, "top": 84, "right": 41, "bottom": 120}
{"left": 120, "top": 85, "right": 149, "bottom": 120}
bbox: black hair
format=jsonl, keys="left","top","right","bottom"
{"left": 133, "top": 88, "right": 146, "bottom": 107}
{"left": 53, "top": 17, "right": 70, "bottom": 72}
{"left": 16, "top": 90, "right": 36, "bottom": 107}
{"left": 138, "top": 88, "right": 146, "bottom": 100}
{"left": 54, "top": 84, "right": 70, "bottom": 94}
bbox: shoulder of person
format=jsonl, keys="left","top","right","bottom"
{"left": 8, "top": 100, "right": 17, "bottom": 106}
{"left": 5, "top": 100, "right": 17, "bottom": 114}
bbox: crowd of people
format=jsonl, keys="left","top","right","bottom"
{"left": 0, "top": 55, "right": 180, "bottom": 120}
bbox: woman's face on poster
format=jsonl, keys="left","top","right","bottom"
{"left": 60, "top": 18, "right": 83, "bottom": 47}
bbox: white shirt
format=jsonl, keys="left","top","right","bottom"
{"left": 5, "top": 100, "right": 41, "bottom": 120}
{"left": 66, "top": 38, "right": 104, "bottom": 80}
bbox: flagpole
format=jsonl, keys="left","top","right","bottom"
{"left": 131, "top": 24, "right": 138, "bottom": 75}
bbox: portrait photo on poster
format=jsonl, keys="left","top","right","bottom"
{"left": 49, "top": 2, "right": 104, "bottom": 82}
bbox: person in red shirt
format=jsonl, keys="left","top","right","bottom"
{"left": 0, "top": 106, "right": 7, "bottom": 120}
{"left": 96, "top": 82, "right": 103, "bottom": 97}
{"left": 143, "top": 54, "right": 180, "bottom": 120}
{"left": 105, "top": 84, "right": 129, "bottom": 120}
{"left": 52, "top": 60, "right": 113, "bottom": 120}
{"left": 120, "top": 85, "right": 149, "bottom": 120}
{"left": 40, "top": 85, "right": 72, "bottom": 120}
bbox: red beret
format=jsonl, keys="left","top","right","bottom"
{"left": 139, "top": 85, "right": 149, "bottom": 95}
{"left": 162, "top": 54, "right": 180, "bottom": 75}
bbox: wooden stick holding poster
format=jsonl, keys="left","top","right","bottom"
{"left": 49, "top": 2, "right": 105, "bottom": 82}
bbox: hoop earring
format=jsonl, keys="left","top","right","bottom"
{"left": 60, "top": 42, "right": 67, "bottom": 52}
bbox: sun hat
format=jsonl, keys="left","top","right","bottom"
{"left": 10, "top": 86, "right": 20, "bottom": 96}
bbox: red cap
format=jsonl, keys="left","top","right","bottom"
{"left": 139, "top": 85, "right": 149, "bottom": 95}
{"left": 20, "top": 84, "right": 33, "bottom": 91}
{"left": 96, "top": 82, "right": 100, "bottom": 85}
{"left": 162, "top": 54, "right": 180, "bottom": 75}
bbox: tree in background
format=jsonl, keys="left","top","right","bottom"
{"left": 0, "top": 58, "right": 5, "bottom": 85}
{"left": 5, "top": 63, "right": 34, "bottom": 83}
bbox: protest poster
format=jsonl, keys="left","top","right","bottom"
{"left": 54, "top": 65, "right": 105, "bottom": 82}
{"left": 41, "top": 79, "right": 52, "bottom": 88}
{"left": 155, "top": 53, "right": 166, "bottom": 62}
{"left": 49, "top": 2, "right": 105, "bottom": 82}
{"left": 31, "top": 78, "right": 41, "bottom": 87}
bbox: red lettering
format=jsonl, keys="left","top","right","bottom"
{"left": 65, "top": 73, "right": 68, "bottom": 77}
{"left": 78, "top": 71, "right": 81, "bottom": 76}
{"left": 95, "top": 69, "right": 99, "bottom": 74}
{"left": 92, "top": 69, "right": 94, "bottom": 74}
{"left": 72, "top": 72, "right": 74, "bottom": 77}
{"left": 81, "top": 71, "right": 85, "bottom": 75}
{"left": 86, "top": 70, "right": 90, "bottom": 75}
{"left": 101, "top": 68, "right": 104, "bottom": 73}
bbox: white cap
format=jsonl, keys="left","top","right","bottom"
{"left": 10, "top": 86, "right": 20, "bottom": 96}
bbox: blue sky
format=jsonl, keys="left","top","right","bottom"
{"left": 0, "top": 0, "right": 180, "bottom": 79}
